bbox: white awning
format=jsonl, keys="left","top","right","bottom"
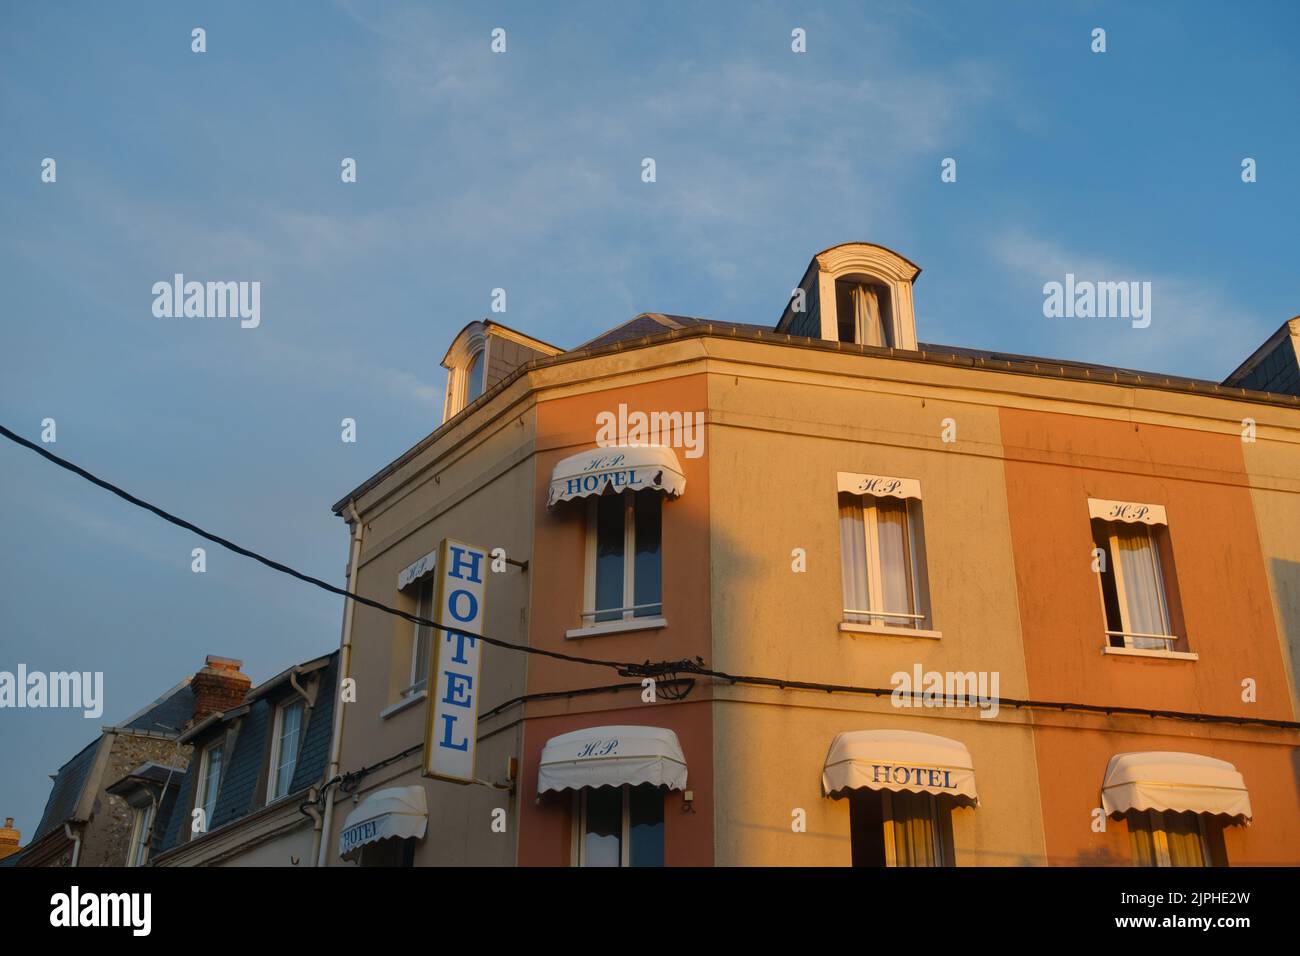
{"left": 837, "top": 472, "right": 922, "bottom": 501}
{"left": 1088, "top": 498, "right": 1167, "bottom": 526}
{"left": 338, "top": 786, "right": 428, "bottom": 860}
{"left": 538, "top": 725, "right": 687, "bottom": 794}
{"left": 397, "top": 549, "right": 437, "bottom": 590}
{"left": 1101, "top": 752, "right": 1252, "bottom": 821}
{"left": 822, "top": 730, "right": 978, "bottom": 803}
{"left": 547, "top": 446, "right": 686, "bottom": 507}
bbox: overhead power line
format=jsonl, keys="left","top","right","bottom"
{"left": 3, "top": 422, "right": 1298, "bottom": 731}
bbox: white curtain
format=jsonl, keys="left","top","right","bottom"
{"left": 1164, "top": 812, "right": 1208, "bottom": 866}
{"left": 1129, "top": 811, "right": 1209, "bottom": 866}
{"left": 851, "top": 284, "right": 886, "bottom": 347}
{"left": 889, "top": 790, "right": 939, "bottom": 866}
{"left": 274, "top": 701, "right": 304, "bottom": 798}
{"left": 875, "top": 498, "right": 914, "bottom": 622}
{"left": 412, "top": 580, "right": 434, "bottom": 689}
{"left": 1115, "top": 526, "right": 1171, "bottom": 649}
{"left": 839, "top": 495, "right": 870, "bottom": 623}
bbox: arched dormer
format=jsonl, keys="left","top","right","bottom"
{"left": 441, "top": 322, "right": 489, "bottom": 422}
{"left": 776, "top": 242, "right": 922, "bottom": 350}
{"left": 440, "top": 320, "right": 564, "bottom": 424}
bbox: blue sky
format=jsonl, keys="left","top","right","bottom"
{"left": 1, "top": 1, "right": 1297, "bottom": 839}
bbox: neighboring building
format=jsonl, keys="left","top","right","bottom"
{"left": 324, "top": 243, "right": 1300, "bottom": 867}
{"left": 0, "top": 818, "right": 21, "bottom": 861}
{"left": 15, "top": 678, "right": 194, "bottom": 867}
{"left": 147, "top": 652, "right": 338, "bottom": 867}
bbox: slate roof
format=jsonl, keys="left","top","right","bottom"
{"left": 155, "top": 651, "right": 338, "bottom": 854}
{"left": 157, "top": 751, "right": 195, "bottom": 852}
{"left": 30, "top": 738, "right": 102, "bottom": 843}
{"left": 574, "top": 313, "right": 771, "bottom": 352}
{"left": 1223, "top": 320, "right": 1300, "bottom": 397}
{"left": 291, "top": 654, "right": 337, "bottom": 794}
{"left": 28, "top": 678, "right": 194, "bottom": 847}
{"left": 123, "top": 683, "right": 195, "bottom": 735}
{"left": 209, "top": 696, "right": 271, "bottom": 830}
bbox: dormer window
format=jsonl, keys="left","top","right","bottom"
{"left": 268, "top": 697, "right": 306, "bottom": 802}
{"left": 440, "top": 321, "right": 564, "bottom": 424}
{"left": 777, "top": 243, "right": 921, "bottom": 351}
{"left": 835, "top": 280, "right": 895, "bottom": 347}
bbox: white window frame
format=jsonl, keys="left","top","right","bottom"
{"left": 571, "top": 785, "right": 664, "bottom": 867}
{"left": 835, "top": 279, "right": 897, "bottom": 348}
{"left": 1096, "top": 522, "right": 1178, "bottom": 652}
{"left": 840, "top": 494, "right": 931, "bottom": 632}
{"left": 127, "top": 803, "right": 154, "bottom": 867}
{"left": 402, "top": 577, "right": 436, "bottom": 698}
{"left": 443, "top": 342, "right": 489, "bottom": 420}
{"left": 197, "top": 740, "right": 224, "bottom": 829}
{"left": 267, "top": 697, "right": 306, "bottom": 803}
{"left": 580, "top": 491, "right": 664, "bottom": 628}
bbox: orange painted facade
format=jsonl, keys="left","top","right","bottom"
{"left": 1000, "top": 408, "right": 1299, "bottom": 865}
{"left": 516, "top": 374, "right": 714, "bottom": 865}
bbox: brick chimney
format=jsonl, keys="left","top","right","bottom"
{"left": 0, "top": 817, "right": 21, "bottom": 860}
{"left": 190, "top": 656, "right": 252, "bottom": 724}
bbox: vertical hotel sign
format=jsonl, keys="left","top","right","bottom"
{"left": 422, "top": 538, "right": 488, "bottom": 784}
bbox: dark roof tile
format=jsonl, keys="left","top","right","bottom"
{"left": 31, "top": 738, "right": 102, "bottom": 842}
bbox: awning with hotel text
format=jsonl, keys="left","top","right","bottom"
{"left": 822, "top": 730, "right": 978, "bottom": 804}
{"left": 547, "top": 446, "right": 686, "bottom": 507}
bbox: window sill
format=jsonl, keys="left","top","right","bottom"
{"left": 1102, "top": 646, "right": 1198, "bottom": 662}
{"left": 839, "top": 621, "right": 942, "bottom": 640}
{"left": 380, "top": 689, "right": 427, "bottom": 720}
{"left": 566, "top": 617, "right": 668, "bottom": 640}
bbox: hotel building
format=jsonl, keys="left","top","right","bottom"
{"left": 323, "top": 244, "right": 1300, "bottom": 867}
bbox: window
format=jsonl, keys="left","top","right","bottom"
{"left": 584, "top": 490, "right": 663, "bottom": 625}
{"left": 839, "top": 491, "right": 931, "bottom": 630}
{"left": 1092, "top": 519, "right": 1183, "bottom": 651}
{"left": 1127, "top": 810, "right": 1227, "bottom": 867}
{"left": 359, "top": 837, "right": 417, "bottom": 867}
{"left": 849, "top": 789, "right": 955, "bottom": 867}
{"left": 576, "top": 784, "right": 665, "bottom": 867}
{"left": 268, "top": 698, "right": 306, "bottom": 802}
{"left": 405, "top": 577, "right": 435, "bottom": 696}
{"left": 464, "top": 349, "right": 486, "bottom": 405}
{"left": 198, "top": 741, "right": 224, "bottom": 829}
{"left": 835, "top": 280, "right": 894, "bottom": 348}
{"left": 127, "top": 804, "right": 154, "bottom": 867}
{"left": 442, "top": 337, "right": 489, "bottom": 421}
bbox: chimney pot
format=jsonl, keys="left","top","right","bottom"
{"left": 190, "top": 655, "right": 252, "bottom": 724}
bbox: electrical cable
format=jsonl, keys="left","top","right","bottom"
{"left": 4, "top": 423, "right": 1299, "bottom": 732}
